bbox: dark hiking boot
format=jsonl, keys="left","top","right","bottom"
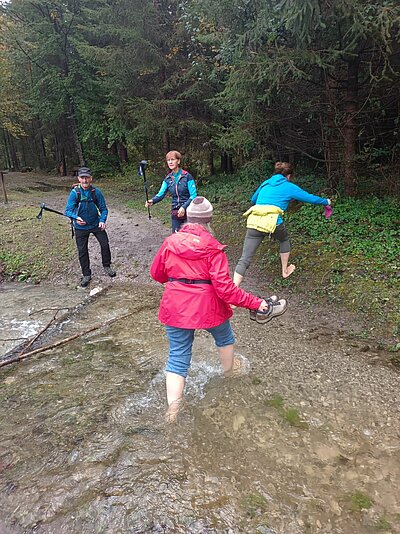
{"left": 104, "top": 266, "right": 116, "bottom": 277}
{"left": 80, "top": 275, "right": 92, "bottom": 287}
{"left": 255, "top": 298, "right": 287, "bottom": 324}
{"left": 250, "top": 295, "right": 278, "bottom": 321}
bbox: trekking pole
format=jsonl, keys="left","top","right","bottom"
{"left": 138, "top": 160, "right": 151, "bottom": 220}
{"left": 37, "top": 203, "right": 75, "bottom": 238}
{"left": 1, "top": 171, "right": 8, "bottom": 204}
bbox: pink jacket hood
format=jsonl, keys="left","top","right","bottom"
{"left": 162, "top": 224, "right": 226, "bottom": 260}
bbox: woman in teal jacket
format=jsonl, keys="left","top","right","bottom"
{"left": 234, "top": 161, "right": 331, "bottom": 285}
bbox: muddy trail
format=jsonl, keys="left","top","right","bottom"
{"left": 0, "top": 173, "right": 399, "bottom": 534}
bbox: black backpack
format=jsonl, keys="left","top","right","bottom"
{"left": 73, "top": 185, "right": 100, "bottom": 213}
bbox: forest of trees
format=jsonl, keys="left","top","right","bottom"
{"left": 1, "top": 0, "right": 399, "bottom": 195}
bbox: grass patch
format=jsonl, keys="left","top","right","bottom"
{"left": 242, "top": 491, "right": 268, "bottom": 518}
{"left": 282, "top": 408, "right": 308, "bottom": 428}
{"left": 252, "top": 377, "right": 263, "bottom": 385}
{"left": 376, "top": 517, "right": 392, "bottom": 531}
{"left": 265, "top": 395, "right": 284, "bottom": 409}
{"left": 347, "top": 490, "right": 373, "bottom": 512}
{"left": 0, "top": 206, "right": 75, "bottom": 283}
{"left": 265, "top": 395, "right": 308, "bottom": 428}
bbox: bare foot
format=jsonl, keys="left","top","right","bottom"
{"left": 224, "top": 357, "right": 243, "bottom": 378}
{"left": 165, "top": 398, "right": 184, "bottom": 423}
{"left": 282, "top": 264, "right": 296, "bottom": 278}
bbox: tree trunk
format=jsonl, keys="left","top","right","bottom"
{"left": 67, "top": 97, "right": 85, "bottom": 166}
{"left": 227, "top": 154, "right": 234, "bottom": 174}
{"left": 343, "top": 57, "right": 360, "bottom": 196}
{"left": 117, "top": 142, "right": 128, "bottom": 163}
{"left": 5, "top": 131, "right": 20, "bottom": 170}
{"left": 221, "top": 151, "right": 228, "bottom": 172}
{"left": 2, "top": 130, "right": 12, "bottom": 169}
{"left": 159, "top": 64, "right": 170, "bottom": 154}
{"left": 208, "top": 151, "right": 215, "bottom": 175}
{"left": 321, "top": 73, "right": 341, "bottom": 190}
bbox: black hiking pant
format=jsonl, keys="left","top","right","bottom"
{"left": 75, "top": 227, "right": 111, "bottom": 276}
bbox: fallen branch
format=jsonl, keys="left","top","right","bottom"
{"left": 0, "top": 310, "right": 137, "bottom": 369}
{"left": 19, "top": 312, "right": 58, "bottom": 356}
{"left": 28, "top": 306, "right": 71, "bottom": 317}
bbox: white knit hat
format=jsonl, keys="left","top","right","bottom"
{"left": 186, "top": 196, "right": 213, "bottom": 223}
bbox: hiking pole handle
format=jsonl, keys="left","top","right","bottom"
{"left": 37, "top": 203, "right": 46, "bottom": 220}
{"left": 138, "top": 160, "right": 151, "bottom": 220}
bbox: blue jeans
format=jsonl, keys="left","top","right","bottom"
{"left": 165, "top": 320, "right": 235, "bottom": 378}
{"left": 171, "top": 216, "right": 186, "bottom": 233}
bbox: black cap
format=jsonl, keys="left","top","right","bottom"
{"left": 78, "top": 167, "right": 91, "bottom": 177}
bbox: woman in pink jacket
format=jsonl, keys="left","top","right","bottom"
{"left": 150, "top": 196, "right": 287, "bottom": 422}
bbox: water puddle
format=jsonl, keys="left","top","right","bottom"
{"left": 0, "top": 283, "right": 399, "bottom": 533}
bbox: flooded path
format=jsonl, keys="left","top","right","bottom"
{"left": 0, "top": 174, "right": 399, "bottom": 533}
{"left": 1, "top": 283, "right": 399, "bottom": 533}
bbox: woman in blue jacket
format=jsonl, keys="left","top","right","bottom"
{"left": 234, "top": 162, "right": 331, "bottom": 285}
{"left": 145, "top": 150, "right": 197, "bottom": 232}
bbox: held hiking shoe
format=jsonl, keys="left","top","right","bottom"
{"left": 250, "top": 295, "right": 278, "bottom": 321}
{"left": 104, "top": 266, "right": 116, "bottom": 277}
{"left": 80, "top": 275, "right": 92, "bottom": 287}
{"left": 255, "top": 298, "right": 287, "bottom": 324}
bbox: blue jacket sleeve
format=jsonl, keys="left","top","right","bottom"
{"left": 152, "top": 181, "right": 168, "bottom": 204}
{"left": 65, "top": 190, "right": 78, "bottom": 219}
{"left": 288, "top": 183, "right": 329, "bottom": 205}
{"left": 182, "top": 177, "right": 197, "bottom": 209}
{"left": 96, "top": 189, "right": 108, "bottom": 223}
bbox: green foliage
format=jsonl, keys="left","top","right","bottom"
{"left": 376, "top": 517, "right": 392, "bottom": 531}
{"left": 287, "top": 196, "right": 400, "bottom": 264}
{"left": 2, "top": 0, "right": 400, "bottom": 192}
{"left": 242, "top": 491, "right": 268, "bottom": 518}
{"left": 203, "top": 160, "right": 275, "bottom": 205}
{"left": 265, "top": 395, "right": 308, "bottom": 428}
{"left": 347, "top": 490, "right": 373, "bottom": 512}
